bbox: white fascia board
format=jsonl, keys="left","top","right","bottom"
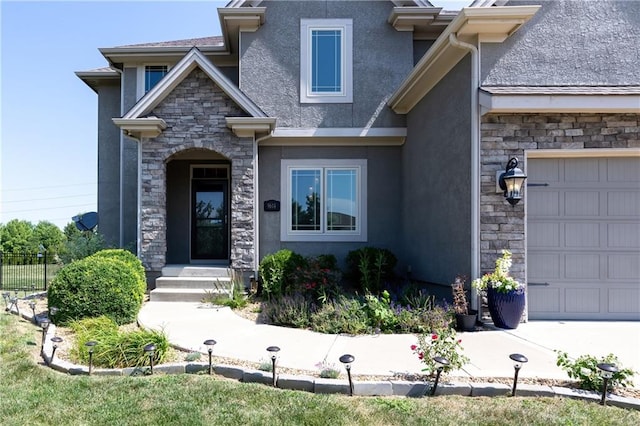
{"left": 225, "top": 117, "right": 276, "bottom": 138}
{"left": 261, "top": 127, "right": 407, "bottom": 146}
{"left": 112, "top": 117, "right": 167, "bottom": 139}
{"left": 123, "top": 47, "right": 266, "bottom": 119}
{"left": 480, "top": 92, "right": 640, "bottom": 114}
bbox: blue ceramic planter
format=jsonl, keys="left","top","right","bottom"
{"left": 487, "top": 286, "right": 526, "bottom": 329}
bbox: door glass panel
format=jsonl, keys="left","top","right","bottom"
{"left": 193, "top": 181, "right": 227, "bottom": 259}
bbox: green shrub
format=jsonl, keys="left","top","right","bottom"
{"left": 345, "top": 247, "right": 397, "bottom": 293}
{"left": 411, "top": 327, "right": 469, "bottom": 375}
{"left": 363, "top": 290, "right": 398, "bottom": 332}
{"left": 70, "top": 316, "right": 169, "bottom": 368}
{"left": 259, "top": 249, "right": 305, "bottom": 299}
{"left": 47, "top": 252, "right": 146, "bottom": 325}
{"left": 556, "top": 351, "right": 636, "bottom": 392}
{"left": 90, "top": 249, "right": 146, "bottom": 293}
{"left": 289, "top": 255, "right": 342, "bottom": 303}
{"left": 262, "top": 294, "right": 310, "bottom": 328}
{"left": 310, "top": 296, "right": 368, "bottom": 335}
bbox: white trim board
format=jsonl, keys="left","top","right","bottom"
{"left": 480, "top": 92, "right": 640, "bottom": 114}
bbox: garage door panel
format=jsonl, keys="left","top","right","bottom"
{"left": 528, "top": 192, "right": 560, "bottom": 216}
{"left": 529, "top": 253, "right": 560, "bottom": 278}
{"left": 607, "top": 158, "right": 640, "bottom": 181}
{"left": 565, "top": 288, "right": 600, "bottom": 313}
{"left": 565, "top": 223, "right": 600, "bottom": 247}
{"left": 529, "top": 223, "right": 560, "bottom": 248}
{"left": 608, "top": 254, "right": 640, "bottom": 279}
{"left": 565, "top": 158, "right": 600, "bottom": 182}
{"left": 607, "top": 224, "right": 640, "bottom": 248}
{"left": 607, "top": 192, "right": 640, "bottom": 216}
{"left": 529, "top": 288, "right": 560, "bottom": 312}
{"left": 528, "top": 159, "right": 560, "bottom": 182}
{"left": 565, "top": 254, "right": 600, "bottom": 279}
{"left": 608, "top": 289, "right": 640, "bottom": 313}
{"left": 565, "top": 191, "right": 600, "bottom": 216}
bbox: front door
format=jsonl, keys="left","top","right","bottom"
{"left": 191, "top": 177, "right": 229, "bottom": 261}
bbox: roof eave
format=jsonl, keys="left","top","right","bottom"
{"left": 75, "top": 69, "right": 120, "bottom": 93}
{"left": 480, "top": 92, "right": 640, "bottom": 115}
{"left": 389, "top": 5, "right": 541, "bottom": 114}
{"left": 217, "top": 7, "right": 266, "bottom": 56}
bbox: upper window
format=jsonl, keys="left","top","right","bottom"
{"left": 281, "top": 159, "right": 367, "bottom": 242}
{"left": 300, "top": 19, "right": 353, "bottom": 104}
{"left": 145, "top": 65, "right": 168, "bottom": 92}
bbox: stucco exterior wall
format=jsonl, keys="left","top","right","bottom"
{"left": 139, "top": 68, "right": 254, "bottom": 274}
{"left": 240, "top": 0, "right": 411, "bottom": 128}
{"left": 480, "top": 113, "right": 640, "bottom": 285}
{"left": 401, "top": 55, "right": 473, "bottom": 285}
{"left": 96, "top": 81, "right": 121, "bottom": 248}
{"left": 481, "top": 0, "right": 640, "bottom": 86}
{"left": 258, "top": 145, "right": 402, "bottom": 266}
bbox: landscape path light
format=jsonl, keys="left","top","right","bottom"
{"left": 266, "top": 346, "right": 280, "bottom": 387}
{"left": 339, "top": 354, "right": 355, "bottom": 396}
{"left": 40, "top": 319, "right": 50, "bottom": 348}
{"left": 9, "top": 296, "right": 19, "bottom": 315}
{"left": 50, "top": 336, "right": 63, "bottom": 364}
{"left": 597, "top": 363, "right": 618, "bottom": 406}
{"left": 86, "top": 341, "right": 97, "bottom": 375}
{"left": 144, "top": 343, "right": 156, "bottom": 375}
{"left": 203, "top": 339, "right": 217, "bottom": 375}
{"left": 29, "top": 300, "right": 37, "bottom": 323}
{"left": 430, "top": 356, "right": 450, "bottom": 396}
{"left": 49, "top": 306, "right": 58, "bottom": 320}
{"left": 2, "top": 292, "right": 10, "bottom": 310}
{"left": 509, "top": 353, "right": 528, "bottom": 396}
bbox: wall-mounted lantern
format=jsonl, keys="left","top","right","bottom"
{"left": 496, "top": 157, "right": 527, "bottom": 206}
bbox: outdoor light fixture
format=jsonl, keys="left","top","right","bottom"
{"left": 597, "top": 363, "right": 618, "bottom": 406}
{"left": 498, "top": 157, "right": 527, "bottom": 206}
{"left": 339, "top": 354, "right": 355, "bottom": 396}
{"left": 50, "top": 336, "right": 63, "bottom": 364}
{"left": 2, "top": 292, "right": 10, "bottom": 310}
{"left": 266, "top": 346, "right": 280, "bottom": 387}
{"left": 29, "top": 300, "right": 37, "bottom": 323}
{"left": 8, "top": 296, "right": 19, "bottom": 315}
{"left": 40, "top": 319, "right": 50, "bottom": 348}
{"left": 49, "top": 306, "right": 59, "bottom": 320}
{"left": 203, "top": 339, "right": 217, "bottom": 375}
{"left": 430, "top": 356, "right": 450, "bottom": 396}
{"left": 509, "top": 353, "right": 528, "bottom": 396}
{"left": 86, "top": 341, "right": 97, "bottom": 375}
{"left": 144, "top": 343, "right": 156, "bottom": 375}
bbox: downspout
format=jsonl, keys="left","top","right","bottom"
{"left": 254, "top": 131, "right": 273, "bottom": 281}
{"left": 449, "top": 33, "right": 481, "bottom": 311}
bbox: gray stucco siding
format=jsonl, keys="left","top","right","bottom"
{"left": 401, "top": 55, "right": 473, "bottom": 286}
{"left": 96, "top": 81, "right": 122, "bottom": 248}
{"left": 258, "top": 145, "right": 402, "bottom": 267}
{"left": 240, "top": 0, "right": 410, "bottom": 128}
{"left": 481, "top": 0, "right": 640, "bottom": 86}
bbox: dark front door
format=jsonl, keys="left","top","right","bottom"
{"left": 191, "top": 180, "right": 228, "bottom": 260}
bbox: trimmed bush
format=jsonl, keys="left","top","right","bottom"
{"left": 70, "top": 316, "right": 169, "bottom": 368}
{"left": 48, "top": 250, "right": 146, "bottom": 325}
{"left": 258, "top": 249, "right": 305, "bottom": 299}
{"left": 90, "top": 249, "right": 147, "bottom": 294}
{"left": 345, "top": 247, "right": 397, "bottom": 293}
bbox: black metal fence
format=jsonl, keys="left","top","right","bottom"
{"left": 0, "top": 251, "right": 55, "bottom": 292}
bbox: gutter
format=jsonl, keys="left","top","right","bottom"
{"left": 448, "top": 33, "right": 480, "bottom": 312}
{"left": 253, "top": 131, "right": 274, "bottom": 282}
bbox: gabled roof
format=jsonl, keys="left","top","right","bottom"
{"left": 114, "top": 48, "right": 275, "bottom": 140}
{"left": 122, "top": 47, "right": 266, "bottom": 119}
{"left": 115, "top": 36, "right": 223, "bottom": 49}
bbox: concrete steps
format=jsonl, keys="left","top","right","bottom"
{"left": 150, "top": 265, "right": 233, "bottom": 302}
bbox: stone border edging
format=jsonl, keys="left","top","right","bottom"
{"left": 6, "top": 303, "right": 640, "bottom": 411}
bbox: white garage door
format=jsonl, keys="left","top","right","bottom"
{"left": 527, "top": 157, "right": 640, "bottom": 320}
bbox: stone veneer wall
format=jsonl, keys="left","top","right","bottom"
{"left": 480, "top": 113, "right": 640, "bottom": 287}
{"left": 139, "top": 68, "right": 254, "bottom": 274}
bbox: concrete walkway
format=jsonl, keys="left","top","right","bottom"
{"left": 138, "top": 301, "right": 640, "bottom": 385}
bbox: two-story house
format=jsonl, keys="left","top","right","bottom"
{"left": 77, "top": 0, "right": 639, "bottom": 321}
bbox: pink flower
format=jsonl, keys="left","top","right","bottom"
{"left": 431, "top": 334, "right": 438, "bottom": 340}
{"left": 457, "top": 339, "right": 462, "bottom": 344}
{"left": 410, "top": 344, "right": 417, "bottom": 351}
{"left": 418, "top": 352, "right": 424, "bottom": 360}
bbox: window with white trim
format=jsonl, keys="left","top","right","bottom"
{"left": 300, "top": 19, "right": 353, "bottom": 103}
{"left": 136, "top": 65, "right": 168, "bottom": 100}
{"left": 281, "top": 159, "right": 367, "bottom": 242}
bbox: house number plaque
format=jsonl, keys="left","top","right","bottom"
{"left": 264, "top": 200, "right": 280, "bottom": 212}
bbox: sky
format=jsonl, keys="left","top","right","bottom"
{"left": 0, "top": 0, "right": 471, "bottom": 230}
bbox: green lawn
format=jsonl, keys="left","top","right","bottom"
{"left": 1, "top": 314, "right": 638, "bottom": 426}
{"left": 0, "top": 263, "right": 61, "bottom": 292}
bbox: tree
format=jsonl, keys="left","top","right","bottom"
{"left": 31, "top": 221, "right": 65, "bottom": 258}
{"left": 0, "top": 219, "right": 34, "bottom": 252}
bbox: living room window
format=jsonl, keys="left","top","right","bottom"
{"left": 300, "top": 19, "right": 353, "bottom": 103}
{"left": 281, "top": 159, "right": 367, "bottom": 242}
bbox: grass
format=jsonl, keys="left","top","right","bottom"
{"left": 1, "top": 314, "right": 639, "bottom": 426}
{"left": 0, "top": 263, "right": 61, "bottom": 292}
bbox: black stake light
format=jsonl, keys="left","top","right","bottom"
{"left": 498, "top": 157, "right": 527, "bottom": 206}
{"left": 204, "top": 339, "right": 217, "bottom": 375}
{"left": 29, "top": 300, "right": 37, "bottom": 323}
{"left": 50, "top": 336, "right": 63, "bottom": 364}
{"left": 509, "top": 353, "right": 528, "bottom": 396}
{"left": 144, "top": 343, "right": 156, "bottom": 375}
{"left": 2, "top": 292, "right": 9, "bottom": 310}
{"left": 86, "top": 341, "right": 97, "bottom": 375}
{"left": 266, "top": 346, "right": 280, "bottom": 387}
{"left": 597, "top": 363, "right": 618, "bottom": 406}
{"left": 430, "top": 356, "right": 450, "bottom": 396}
{"left": 9, "top": 296, "right": 19, "bottom": 315}
{"left": 40, "top": 319, "right": 50, "bottom": 348}
{"left": 339, "top": 354, "right": 355, "bottom": 396}
{"left": 49, "top": 306, "right": 58, "bottom": 321}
